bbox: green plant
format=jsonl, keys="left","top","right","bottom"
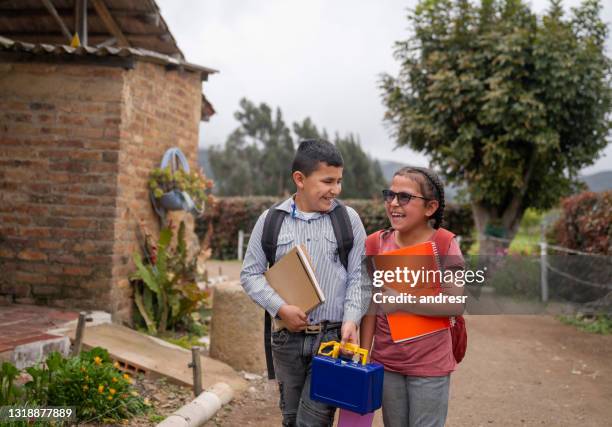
{"left": 0, "top": 348, "right": 147, "bottom": 423}
{"left": 131, "top": 221, "right": 210, "bottom": 335}
{"left": 0, "top": 361, "right": 22, "bottom": 405}
{"left": 551, "top": 190, "right": 611, "bottom": 255}
{"left": 559, "top": 314, "right": 612, "bottom": 335}
{"left": 149, "top": 167, "right": 214, "bottom": 211}
{"left": 46, "top": 347, "right": 147, "bottom": 422}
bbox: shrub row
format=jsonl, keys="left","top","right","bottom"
{"left": 197, "top": 197, "right": 474, "bottom": 259}
{"left": 551, "top": 190, "right": 611, "bottom": 255}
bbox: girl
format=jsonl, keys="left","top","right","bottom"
{"left": 360, "top": 166, "right": 465, "bottom": 427}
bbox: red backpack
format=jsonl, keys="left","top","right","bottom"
{"left": 365, "top": 228, "right": 467, "bottom": 363}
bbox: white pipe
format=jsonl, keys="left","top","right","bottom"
{"left": 157, "top": 382, "right": 233, "bottom": 427}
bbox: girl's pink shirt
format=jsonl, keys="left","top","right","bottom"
{"left": 370, "top": 229, "right": 463, "bottom": 377}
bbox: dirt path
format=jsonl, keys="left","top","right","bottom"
{"left": 204, "top": 314, "right": 612, "bottom": 427}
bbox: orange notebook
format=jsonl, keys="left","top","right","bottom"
{"left": 372, "top": 241, "right": 450, "bottom": 343}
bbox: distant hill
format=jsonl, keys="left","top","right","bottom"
{"left": 579, "top": 170, "right": 612, "bottom": 192}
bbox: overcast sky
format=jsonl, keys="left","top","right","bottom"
{"left": 157, "top": 0, "right": 612, "bottom": 175}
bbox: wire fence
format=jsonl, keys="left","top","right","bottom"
{"left": 474, "top": 233, "right": 611, "bottom": 310}
{"left": 236, "top": 226, "right": 612, "bottom": 308}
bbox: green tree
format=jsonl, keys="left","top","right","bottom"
{"left": 381, "top": 0, "right": 611, "bottom": 252}
{"left": 210, "top": 99, "right": 387, "bottom": 198}
{"left": 208, "top": 129, "right": 260, "bottom": 196}
{"left": 335, "top": 133, "right": 388, "bottom": 199}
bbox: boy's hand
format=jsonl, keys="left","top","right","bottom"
{"left": 278, "top": 304, "right": 308, "bottom": 332}
{"left": 340, "top": 320, "right": 358, "bottom": 347}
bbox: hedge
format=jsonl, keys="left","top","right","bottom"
{"left": 551, "top": 190, "right": 611, "bottom": 255}
{"left": 197, "top": 197, "right": 475, "bottom": 260}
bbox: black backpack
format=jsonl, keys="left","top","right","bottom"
{"left": 261, "top": 200, "right": 354, "bottom": 379}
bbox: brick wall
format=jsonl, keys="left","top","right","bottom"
{"left": 111, "top": 62, "right": 201, "bottom": 322}
{"left": 0, "top": 59, "right": 203, "bottom": 323}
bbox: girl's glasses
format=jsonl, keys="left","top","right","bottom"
{"left": 382, "top": 189, "right": 429, "bottom": 206}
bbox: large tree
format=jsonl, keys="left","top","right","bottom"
{"left": 381, "top": 0, "right": 611, "bottom": 252}
{"left": 210, "top": 98, "right": 387, "bottom": 198}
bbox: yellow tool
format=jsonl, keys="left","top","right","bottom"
{"left": 317, "top": 341, "right": 369, "bottom": 366}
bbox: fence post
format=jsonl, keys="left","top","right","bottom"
{"left": 539, "top": 224, "right": 549, "bottom": 303}
{"left": 238, "top": 229, "right": 244, "bottom": 260}
{"left": 189, "top": 346, "right": 203, "bottom": 396}
{"left": 71, "top": 311, "right": 88, "bottom": 357}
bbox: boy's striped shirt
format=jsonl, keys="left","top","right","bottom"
{"left": 240, "top": 197, "right": 370, "bottom": 325}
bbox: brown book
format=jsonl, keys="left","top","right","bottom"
{"left": 264, "top": 244, "right": 325, "bottom": 314}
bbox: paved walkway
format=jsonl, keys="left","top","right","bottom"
{"left": 0, "top": 304, "right": 78, "bottom": 353}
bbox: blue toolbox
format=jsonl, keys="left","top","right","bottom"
{"left": 310, "top": 341, "right": 384, "bottom": 415}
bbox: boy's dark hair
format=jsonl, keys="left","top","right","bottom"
{"left": 394, "top": 167, "right": 445, "bottom": 229}
{"left": 291, "top": 139, "right": 343, "bottom": 176}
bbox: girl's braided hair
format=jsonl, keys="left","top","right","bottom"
{"left": 393, "top": 167, "right": 445, "bottom": 229}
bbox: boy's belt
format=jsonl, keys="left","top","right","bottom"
{"left": 273, "top": 319, "right": 343, "bottom": 334}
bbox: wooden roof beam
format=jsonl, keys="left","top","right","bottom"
{"left": 0, "top": 9, "right": 161, "bottom": 25}
{"left": 91, "top": 0, "right": 130, "bottom": 47}
{"left": 74, "top": 0, "right": 88, "bottom": 46}
{"left": 39, "top": 0, "right": 72, "bottom": 43}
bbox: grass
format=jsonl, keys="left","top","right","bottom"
{"left": 148, "top": 412, "right": 166, "bottom": 423}
{"left": 558, "top": 314, "right": 612, "bottom": 335}
{"left": 466, "top": 208, "right": 545, "bottom": 256}
{"left": 162, "top": 334, "right": 206, "bottom": 350}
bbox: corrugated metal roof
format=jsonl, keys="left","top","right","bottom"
{"left": 0, "top": 36, "right": 218, "bottom": 78}
{"left": 0, "top": 0, "right": 185, "bottom": 59}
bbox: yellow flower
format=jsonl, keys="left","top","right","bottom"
{"left": 98, "top": 385, "right": 104, "bottom": 393}
{"left": 94, "top": 356, "right": 102, "bottom": 365}
{"left": 130, "top": 391, "right": 138, "bottom": 397}
{"left": 144, "top": 398, "right": 151, "bottom": 406}
{"left": 123, "top": 373, "right": 132, "bottom": 383}
{"left": 113, "top": 361, "right": 120, "bottom": 368}
{"left": 109, "top": 388, "right": 116, "bottom": 395}
{"left": 112, "top": 377, "right": 118, "bottom": 383}
{"left": 107, "top": 395, "right": 113, "bottom": 400}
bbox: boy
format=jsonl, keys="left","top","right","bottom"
{"left": 240, "top": 139, "right": 370, "bottom": 426}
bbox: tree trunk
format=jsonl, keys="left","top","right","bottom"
{"left": 472, "top": 202, "right": 523, "bottom": 255}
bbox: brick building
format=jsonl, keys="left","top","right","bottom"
{"left": 0, "top": 0, "right": 217, "bottom": 323}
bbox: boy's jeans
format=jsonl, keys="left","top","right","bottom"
{"left": 271, "top": 326, "right": 342, "bottom": 427}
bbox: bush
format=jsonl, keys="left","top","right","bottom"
{"left": 0, "top": 347, "right": 147, "bottom": 423}
{"left": 198, "top": 197, "right": 475, "bottom": 259}
{"left": 131, "top": 220, "right": 210, "bottom": 335}
{"left": 551, "top": 190, "right": 612, "bottom": 255}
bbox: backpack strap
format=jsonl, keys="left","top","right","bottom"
{"left": 365, "top": 230, "right": 384, "bottom": 256}
{"left": 432, "top": 228, "right": 455, "bottom": 257}
{"left": 261, "top": 202, "right": 286, "bottom": 380}
{"left": 328, "top": 200, "right": 353, "bottom": 270}
{"left": 262, "top": 202, "right": 287, "bottom": 268}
